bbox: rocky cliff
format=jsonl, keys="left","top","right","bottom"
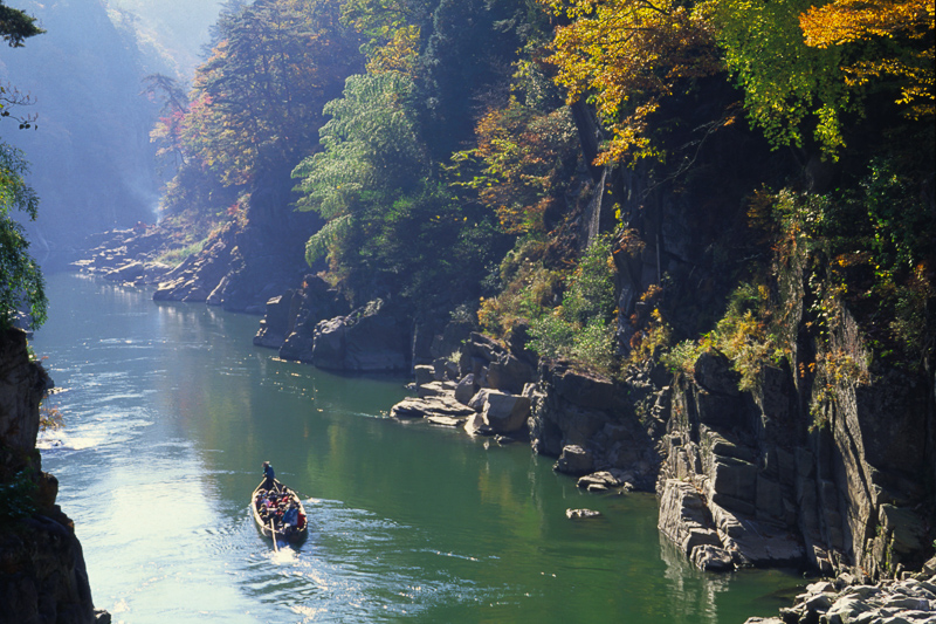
{"left": 0, "top": 329, "right": 108, "bottom": 624}
{"left": 242, "top": 252, "right": 933, "bottom": 578}
{"left": 381, "top": 325, "right": 933, "bottom": 581}
{"left": 153, "top": 173, "right": 318, "bottom": 315}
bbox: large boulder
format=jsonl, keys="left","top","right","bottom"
{"left": 481, "top": 391, "right": 531, "bottom": 433}
{"left": 454, "top": 374, "right": 478, "bottom": 405}
{"left": 554, "top": 444, "right": 594, "bottom": 475}
{"left": 253, "top": 291, "right": 296, "bottom": 349}
{"left": 266, "top": 276, "right": 349, "bottom": 361}
{"left": 390, "top": 396, "right": 475, "bottom": 420}
{"left": 312, "top": 299, "right": 409, "bottom": 372}
{"left": 485, "top": 354, "right": 535, "bottom": 394}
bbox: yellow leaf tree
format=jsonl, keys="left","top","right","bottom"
{"left": 540, "top": 0, "right": 720, "bottom": 165}
{"left": 799, "top": 0, "right": 935, "bottom": 119}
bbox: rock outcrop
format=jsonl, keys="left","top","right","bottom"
{"left": 0, "top": 328, "right": 108, "bottom": 623}
{"left": 648, "top": 323, "right": 935, "bottom": 576}
{"left": 72, "top": 225, "right": 174, "bottom": 287}
{"left": 529, "top": 361, "right": 659, "bottom": 490}
{"left": 150, "top": 175, "right": 318, "bottom": 314}
{"left": 744, "top": 571, "right": 936, "bottom": 624}
{"left": 388, "top": 333, "right": 535, "bottom": 439}
{"left": 253, "top": 276, "right": 349, "bottom": 360}
{"left": 308, "top": 299, "right": 410, "bottom": 372}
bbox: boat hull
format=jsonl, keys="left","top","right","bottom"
{"left": 251, "top": 479, "right": 308, "bottom": 544}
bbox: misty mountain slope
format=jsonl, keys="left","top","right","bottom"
{"left": 107, "top": 0, "right": 224, "bottom": 78}
{"left": 0, "top": 0, "right": 177, "bottom": 250}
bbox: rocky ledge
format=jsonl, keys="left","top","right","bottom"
{"left": 745, "top": 568, "right": 936, "bottom": 624}
{"left": 72, "top": 225, "right": 175, "bottom": 287}
{"left": 388, "top": 332, "right": 641, "bottom": 496}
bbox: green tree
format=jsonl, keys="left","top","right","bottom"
{"left": 0, "top": 1, "right": 45, "bottom": 330}
{"left": 0, "top": 143, "right": 44, "bottom": 329}
{"left": 293, "top": 71, "right": 499, "bottom": 306}
{"left": 703, "top": 0, "right": 852, "bottom": 155}
{"left": 293, "top": 72, "right": 428, "bottom": 283}
{"left": 0, "top": 0, "right": 43, "bottom": 48}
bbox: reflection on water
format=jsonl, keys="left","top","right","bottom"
{"left": 32, "top": 272, "right": 801, "bottom": 623}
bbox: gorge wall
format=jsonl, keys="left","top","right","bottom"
{"left": 0, "top": 329, "right": 107, "bottom": 624}
{"left": 227, "top": 135, "right": 935, "bottom": 579}
{"left": 241, "top": 261, "right": 934, "bottom": 579}
{"left": 80, "top": 139, "right": 934, "bottom": 580}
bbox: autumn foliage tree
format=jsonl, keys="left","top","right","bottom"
{"left": 799, "top": 0, "right": 934, "bottom": 120}
{"left": 183, "top": 0, "right": 361, "bottom": 188}
{"left": 454, "top": 98, "right": 579, "bottom": 235}
{"left": 540, "top": 0, "right": 720, "bottom": 165}
{"left": 153, "top": 0, "right": 363, "bottom": 234}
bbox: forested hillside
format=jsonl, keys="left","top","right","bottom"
{"left": 151, "top": 0, "right": 933, "bottom": 372}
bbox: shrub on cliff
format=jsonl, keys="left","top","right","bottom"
{"left": 526, "top": 234, "right": 618, "bottom": 374}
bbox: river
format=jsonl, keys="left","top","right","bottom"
{"left": 31, "top": 271, "right": 802, "bottom": 623}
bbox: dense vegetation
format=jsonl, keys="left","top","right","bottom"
{"left": 0, "top": 0, "right": 45, "bottom": 329}
{"left": 147, "top": 0, "right": 933, "bottom": 383}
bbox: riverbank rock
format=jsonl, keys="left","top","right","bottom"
{"left": 566, "top": 508, "right": 602, "bottom": 520}
{"left": 460, "top": 332, "right": 536, "bottom": 394}
{"left": 480, "top": 391, "right": 530, "bottom": 433}
{"left": 311, "top": 299, "right": 410, "bottom": 372}
{"left": 73, "top": 225, "right": 175, "bottom": 287}
{"left": 253, "top": 276, "right": 349, "bottom": 361}
{"left": 390, "top": 396, "right": 474, "bottom": 421}
{"left": 745, "top": 574, "right": 936, "bottom": 624}
{"left": 554, "top": 444, "right": 595, "bottom": 476}
{"left": 658, "top": 480, "right": 731, "bottom": 571}
{"left": 153, "top": 228, "right": 236, "bottom": 304}
{"left": 577, "top": 470, "right": 634, "bottom": 492}
{"left": 529, "top": 363, "right": 658, "bottom": 491}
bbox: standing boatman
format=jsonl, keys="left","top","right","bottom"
{"left": 262, "top": 461, "right": 276, "bottom": 491}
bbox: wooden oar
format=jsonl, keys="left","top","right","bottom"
{"left": 268, "top": 521, "right": 279, "bottom": 552}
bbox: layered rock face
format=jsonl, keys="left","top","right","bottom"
{"left": 652, "top": 342, "right": 933, "bottom": 577}
{"left": 0, "top": 329, "right": 107, "bottom": 624}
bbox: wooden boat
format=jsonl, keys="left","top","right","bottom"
{"left": 251, "top": 478, "right": 308, "bottom": 544}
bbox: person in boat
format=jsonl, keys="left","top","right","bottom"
{"left": 262, "top": 461, "right": 276, "bottom": 490}
{"left": 282, "top": 502, "right": 299, "bottom": 530}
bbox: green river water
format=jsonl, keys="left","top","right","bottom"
{"left": 31, "top": 271, "right": 802, "bottom": 623}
